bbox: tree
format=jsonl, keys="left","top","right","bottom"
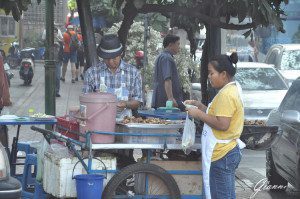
{"left": 0, "top": 0, "right": 41, "bottom": 21}
{"left": 69, "top": 0, "right": 289, "bottom": 104}
{"left": 115, "top": 0, "right": 288, "bottom": 104}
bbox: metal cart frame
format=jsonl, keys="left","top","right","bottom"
{"left": 31, "top": 126, "right": 204, "bottom": 199}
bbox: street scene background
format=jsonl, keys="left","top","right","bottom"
{"left": 3, "top": 61, "right": 299, "bottom": 199}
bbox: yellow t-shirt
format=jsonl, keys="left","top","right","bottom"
{"left": 208, "top": 84, "right": 244, "bottom": 162}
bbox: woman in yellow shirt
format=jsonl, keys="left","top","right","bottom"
{"left": 185, "top": 52, "right": 245, "bottom": 199}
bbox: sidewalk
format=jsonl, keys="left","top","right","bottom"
{"left": 8, "top": 62, "right": 83, "bottom": 143}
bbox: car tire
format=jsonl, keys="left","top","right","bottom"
{"left": 266, "top": 148, "right": 288, "bottom": 191}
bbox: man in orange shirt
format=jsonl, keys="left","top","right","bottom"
{"left": 61, "top": 25, "right": 77, "bottom": 83}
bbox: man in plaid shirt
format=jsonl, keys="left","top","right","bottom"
{"left": 83, "top": 34, "right": 143, "bottom": 113}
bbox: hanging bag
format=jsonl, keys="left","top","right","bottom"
{"left": 182, "top": 113, "right": 196, "bottom": 153}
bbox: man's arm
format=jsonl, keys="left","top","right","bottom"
{"left": 117, "top": 100, "right": 140, "bottom": 111}
{"left": 164, "top": 78, "right": 178, "bottom": 107}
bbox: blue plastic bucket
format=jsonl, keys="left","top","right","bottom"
{"left": 74, "top": 174, "right": 104, "bottom": 199}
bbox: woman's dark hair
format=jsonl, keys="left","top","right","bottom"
{"left": 163, "top": 34, "right": 180, "bottom": 48}
{"left": 209, "top": 52, "right": 238, "bottom": 77}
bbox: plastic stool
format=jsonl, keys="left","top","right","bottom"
{"left": 21, "top": 154, "right": 37, "bottom": 199}
{"left": 12, "top": 142, "right": 37, "bottom": 182}
{"left": 33, "top": 180, "right": 46, "bottom": 199}
{"left": 17, "top": 142, "right": 37, "bottom": 155}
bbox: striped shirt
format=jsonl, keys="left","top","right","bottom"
{"left": 83, "top": 60, "right": 143, "bottom": 102}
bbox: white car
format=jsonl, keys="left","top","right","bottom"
{"left": 265, "top": 44, "right": 300, "bottom": 85}
{"left": 235, "top": 62, "right": 289, "bottom": 121}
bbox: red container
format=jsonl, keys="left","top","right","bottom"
{"left": 56, "top": 116, "right": 80, "bottom": 140}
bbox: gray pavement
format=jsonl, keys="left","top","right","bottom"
{"left": 6, "top": 61, "right": 82, "bottom": 144}
{"left": 4, "top": 61, "right": 300, "bottom": 198}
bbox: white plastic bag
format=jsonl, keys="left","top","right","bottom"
{"left": 182, "top": 113, "right": 196, "bottom": 153}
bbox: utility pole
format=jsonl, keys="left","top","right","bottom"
{"left": 143, "top": 14, "right": 149, "bottom": 70}
{"left": 18, "top": 17, "right": 24, "bottom": 49}
{"left": 45, "top": 0, "right": 56, "bottom": 120}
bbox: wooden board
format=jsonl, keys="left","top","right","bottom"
{"left": 150, "top": 160, "right": 203, "bottom": 195}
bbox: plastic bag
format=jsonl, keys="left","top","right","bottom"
{"left": 182, "top": 113, "right": 196, "bottom": 154}
{"left": 36, "top": 138, "right": 49, "bottom": 182}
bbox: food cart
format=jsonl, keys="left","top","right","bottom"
{"left": 31, "top": 109, "right": 204, "bottom": 199}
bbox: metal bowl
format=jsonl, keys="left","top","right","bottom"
{"left": 240, "top": 125, "right": 279, "bottom": 150}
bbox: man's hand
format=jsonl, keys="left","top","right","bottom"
{"left": 117, "top": 101, "right": 127, "bottom": 112}
{"left": 169, "top": 98, "right": 178, "bottom": 107}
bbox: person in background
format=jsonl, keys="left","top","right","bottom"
{"left": 75, "top": 27, "right": 85, "bottom": 81}
{"left": 53, "top": 27, "right": 64, "bottom": 97}
{"left": 42, "top": 24, "right": 63, "bottom": 41}
{"left": 61, "top": 24, "right": 78, "bottom": 83}
{"left": 151, "top": 34, "right": 185, "bottom": 110}
{"left": 185, "top": 52, "right": 245, "bottom": 199}
{"left": 134, "top": 50, "right": 144, "bottom": 70}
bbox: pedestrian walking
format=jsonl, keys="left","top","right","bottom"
{"left": 185, "top": 52, "right": 246, "bottom": 199}
{"left": 151, "top": 34, "right": 185, "bottom": 110}
{"left": 61, "top": 24, "right": 78, "bottom": 83}
{"left": 54, "top": 27, "right": 64, "bottom": 97}
{"left": 75, "top": 27, "right": 85, "bottom": 81}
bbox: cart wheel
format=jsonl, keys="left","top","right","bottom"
{"left": 102, "top": 163, "right": 181, "bottom": 199}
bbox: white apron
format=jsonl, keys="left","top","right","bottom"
{"left": 201, "top": 82, "right": 246, "bottom": 199}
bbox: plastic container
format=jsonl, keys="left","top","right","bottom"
{"left": 116, "top": 123, "right": 183, "bottom": 144}
{"left": 79, "top": 93, "right": 117, "bottom": 143}
{"left": 43, "top": 151, "right": 116, "bottom": 198}
{"left": 56, "top": 116, "right": 79, "bottom": 140}
{"left": 74, "top": 174, "right": 104, "bottom": 199}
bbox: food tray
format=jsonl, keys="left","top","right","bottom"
{"left": 30, "top": 115, "right": 55, "bottom": 121}
{"left": 138, "top": 110, "right": 186, "bottom": 120}
{"left": 116, "top": 122, "right": 184, "bottom": 144}
{"left": 240, "top": 125, "right": 279, "bottom": 150}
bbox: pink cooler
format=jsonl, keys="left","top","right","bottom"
{"left": 79, "top": 93, "right": 117, "bottom": 143}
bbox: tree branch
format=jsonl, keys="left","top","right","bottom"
{"left": 139, "top": 4, "right": 257, "bottom": 30}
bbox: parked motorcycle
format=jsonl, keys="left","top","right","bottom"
{"left": 19, "top": 58, "right": 34, "bottom": 86}
{"left": 4, "top": 62, "right": 14, "bottom": 87}
{"left": 6, "top": 42, "right": 21, "bottom": 69}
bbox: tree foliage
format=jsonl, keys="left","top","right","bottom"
{"left": 106, "top": 21, "right": 199, "bottom": 92}
{"left": 0, "top": 0, "right": 41, "bottom": 21}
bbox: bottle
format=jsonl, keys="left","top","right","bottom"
{"left": 121, "top": 83, "right": 129, "bottom": 101}
{"left": 99, "top": 77, "right": 107, "bottom": 92}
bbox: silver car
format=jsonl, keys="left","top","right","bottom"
{"left": 265, "top": 44, "right": 300, "bottom": 85}
{"left": 235, "top": 62, "right": 289, "bottom": 121}
{"left": 266, "top": 78, "right": 300, "bottom": 190}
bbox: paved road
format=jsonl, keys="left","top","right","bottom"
{"left": 5, "top": 61, "right": 300, "bottom": 199}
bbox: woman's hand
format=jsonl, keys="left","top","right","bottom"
{"left": 186, "top": 107, "right": 202, "bottom": 120}
{"left": 184, "top": 100, "right": 197, "bottom": 106}
{"left": 184, "top": 100, "right": 206, "bottom": 111}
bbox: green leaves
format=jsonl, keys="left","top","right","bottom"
{"left": 0, "top": 0, "right": 41, "bottom": 21}
{"left": 67, "top": 0, "right": 77, "bottom": 11}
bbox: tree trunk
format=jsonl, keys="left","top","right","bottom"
{"left": 201, "top": 24, "right": 221, "bottom": 105}
{"left": 118, "top": 0, "right": 138, "bottom": 48}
